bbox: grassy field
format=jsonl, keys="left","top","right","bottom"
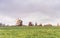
{"left": 0, "top": 26, "right": 60, "bottom": 38}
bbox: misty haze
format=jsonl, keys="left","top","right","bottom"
{"left": 0, "top": 0, "right": 60, "bottom": 26}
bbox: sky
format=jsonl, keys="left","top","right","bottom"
{"left": 0, "top": 0, "right": 60, "bottom": 26}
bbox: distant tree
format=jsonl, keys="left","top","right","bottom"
{"left": 28, "top": 22, "right": 33, "bottom": 26}
{"left": 39, "top": 24, "right": 42, "bottom": 26}
{"left": 35, "top": 22, "right": 37, "bottom": 26}
{"left": 57, "top": 23, "right": 60, "bottom": 26}
{"left": 44, "top": 24, "right": 52, "bottom": 27}
{"left": 2, "top": 24, "right": 5, "bottom": 27}
{"left": 0, "top": 23, "right": 3, "bottom": 26}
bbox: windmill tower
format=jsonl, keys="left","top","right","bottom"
{"left": 16, "top": 18, "right": 23, "bottom": 26}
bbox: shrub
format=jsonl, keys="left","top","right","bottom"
{"left": 28, "top": 22, "right": 33, "bottom": 26}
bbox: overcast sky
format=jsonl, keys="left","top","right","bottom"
{"left": 0, "top": 0, "right": 60, "bottom": 25}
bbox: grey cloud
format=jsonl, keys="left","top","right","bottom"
{"left": 0, "top": 0, "right": 60, "bottom": 23}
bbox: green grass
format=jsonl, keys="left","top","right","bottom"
{"left": 0, "top": 26, "right": 60, "bottom": 38}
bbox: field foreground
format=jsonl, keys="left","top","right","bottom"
{"left": 0, "top": 26, "right": 60, "bottom": 38}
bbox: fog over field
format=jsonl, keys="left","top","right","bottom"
{"left": 0, "top": 0, "right": 60, "bottom": 25}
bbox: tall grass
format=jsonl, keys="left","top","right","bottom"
{"left": 0, "top": 26, "right": 60, "bottom": 38}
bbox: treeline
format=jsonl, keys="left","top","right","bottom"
{"left": 16, "top": 18, "right": 59, "bottom": 27}
{"left": 0, "top": 22, "right": 59, "bottom": 27}
{"left": 16, "top": 21, "right": 52, "bottom": 27}
{"left": 0, "top": 18, "right": 59, "bottom": 27}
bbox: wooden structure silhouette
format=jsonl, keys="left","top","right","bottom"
{"left": 16, "top": 18, "right": 23, "bottom": 26}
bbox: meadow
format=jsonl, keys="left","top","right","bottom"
{"left": 0, "top": 26, "right": 60, "bottom": 38}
